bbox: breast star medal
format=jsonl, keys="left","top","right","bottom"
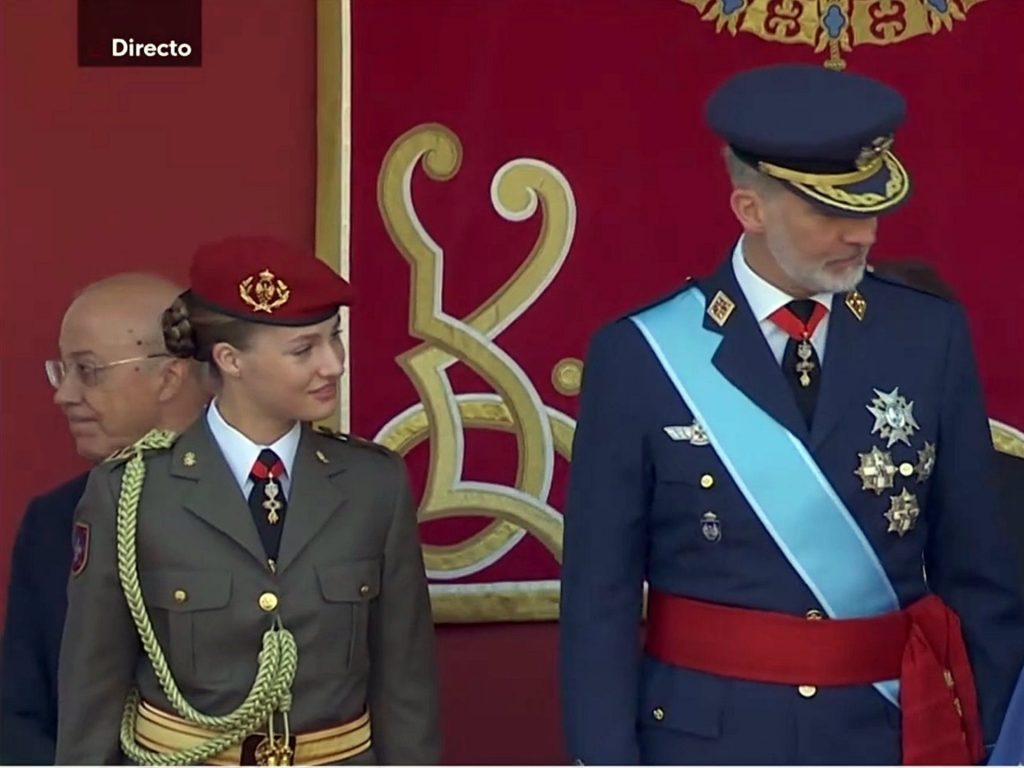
{"left": 916, "top": 442, "right": 936, "bottom": 482}
{"left": 855, "top": 446, "right": 897, "bottom": 495}
{"left": 885, "top": 488, "right": 920, "bottom": 537}
{"left": 866, "top": 387, "right": 919, "bottom": 447}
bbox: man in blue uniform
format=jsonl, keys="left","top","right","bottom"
{"left": 559, "top": 64, "right": 1024, "bottom": 765}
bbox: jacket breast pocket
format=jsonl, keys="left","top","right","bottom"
{"left": 142, "top": 568, "right": 232, "bottom": 685}
{"left": 316, "top": 559, "right": 382, "bottom": 675}
{"left": 651, "top": 442, "right": 709, "bottom": 519}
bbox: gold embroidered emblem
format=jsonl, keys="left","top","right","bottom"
{"left": 856, "top": 136, "right": 894, "bottom": 172}
{"left": 183, "top": 451, "right": 197, "bottom": 467}
{"left": 845, "top": 290, "right": 867, "bottom": 321}
{"left": 677, "top": 0, "right": 992, "bottom": 71}
{"left": 239, "top": 269, "right": 290, "bottom": 314}
{"left": 706, "top": 291, "right": 735, "bottom": 327}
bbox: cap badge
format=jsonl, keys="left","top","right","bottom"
{"left": 239, "top": 269, "right": 290, "bottom": 314}
{"left": 855, "top": 135, "right": 894, "bottom": 172}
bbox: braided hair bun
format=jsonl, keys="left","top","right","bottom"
{"left": 162, "top": 295, "right": 199, "bottom": 360}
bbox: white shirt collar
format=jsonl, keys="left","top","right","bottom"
{"left": 205, "top": 400, "right": 301, "bottom": 490}
{"left": 731, "top": 236, "right": 833, "bottom": 322}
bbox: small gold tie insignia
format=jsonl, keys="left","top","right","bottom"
{"left": 263, "top": 479, "right": 284, "bottom": 525}
{"left": 795, "top": 339, "right": 816, "bottom": 387}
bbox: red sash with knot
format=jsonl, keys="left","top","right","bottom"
{"left": 645, "top": 589, "right": 984, "bottom": 765}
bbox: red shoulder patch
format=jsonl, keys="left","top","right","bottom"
{"left": 71, "top": 522, "right": 90, "bottom": 576}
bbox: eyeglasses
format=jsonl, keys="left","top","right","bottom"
{"left": 45, "top": 354, "right": 171, "bottom": 389}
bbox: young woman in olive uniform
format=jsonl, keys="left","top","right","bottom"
{"left": 57, "top": 236, "right": 439, "bottom": 765}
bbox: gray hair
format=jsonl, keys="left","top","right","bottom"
{"left": 721, "top": 146, "right": 784, "bottom": 197}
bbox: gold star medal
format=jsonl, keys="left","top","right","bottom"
{"left": 885, "top": 489, "right": 920, "bottom": 537}
{"left": 855, "top": 446, "right": 897, "bottom": 495}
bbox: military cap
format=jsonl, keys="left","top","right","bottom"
{"left": 186, "top": 235, "right": 353, "bottom": 325}
{"left": 706, "top": 63, "right": 910, "bottom": 217}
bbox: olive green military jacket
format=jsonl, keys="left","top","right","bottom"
{"left": 55, "top": 418, "right": 440, "bottom": 764}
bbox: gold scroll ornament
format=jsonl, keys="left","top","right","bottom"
{"left": 376, "top": 123, "right": 578, "bottom": 621}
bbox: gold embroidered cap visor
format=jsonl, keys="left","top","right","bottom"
{"left": 706, "top": 63, "right": 911, "bottom": 218}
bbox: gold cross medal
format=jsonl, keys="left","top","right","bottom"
{"left": 795, "top": 338, "right": 816, "bottom": 388}
{"left": 263, "top": 479, "right": 283, "bottom": 525}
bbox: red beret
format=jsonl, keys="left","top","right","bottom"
{"left": 187, "top": 236, "right": 353, "bottom": 325}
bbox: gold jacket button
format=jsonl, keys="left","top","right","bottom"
{"left": 258, "top": 592, "right": 279, "bottom": 612}
{"left": 173, "top": 590, "right": 187, "bottom": 604}
{"left": 700, "top": 474, "right": 715, "bottom": 489}
{"left": 798, "top": 685, "right": 817, "bottom": 698}
{"left": 652, "top": 707, "right": 665, "bottom": 721}
{"left": 900, "top": 462, "right": 915, "bottom": 477}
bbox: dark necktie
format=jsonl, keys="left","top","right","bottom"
{"left": 773, "top": 299, "right": 826, "bottom": 428}
{"left": 248, "top": 448, "right": 287, "bottom": 561}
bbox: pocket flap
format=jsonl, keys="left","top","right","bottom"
{"left": 651, "top": 442, "right": 711, "bottom": 485}
{"left": 141, "top": 569, "right": 232, "bottom": 612}
{"left": 317, "top": 559, "right": 382, "bottom": 603}
{"left": 640, "top": 659, "right": 728, "bottom": 738}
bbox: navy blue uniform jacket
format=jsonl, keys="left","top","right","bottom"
{"left": 559, "top": 261, "right": 1024, "bottom": 764}
{"left": 1, "top": 473, "right": 88, "bottom": 764}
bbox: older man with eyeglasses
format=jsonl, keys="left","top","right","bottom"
{"left": 1, "top": 273, "right": 209, "bottom": 765}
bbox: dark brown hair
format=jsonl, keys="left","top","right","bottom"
{"left": 162, "top": 293, "right": 259, "bottom": 367}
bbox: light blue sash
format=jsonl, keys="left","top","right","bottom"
{"left": 632, "top": 287, "right": 900, "bottom": 705}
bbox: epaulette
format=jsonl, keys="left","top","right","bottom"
{"left": 863, "top": 263, "right": 956, "bottom": 302}
{"left": 314, "top": 426, "right": 395, "bottom": 457}
{"left": 103, "top": 429, "right": 179, "bottom": 464}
